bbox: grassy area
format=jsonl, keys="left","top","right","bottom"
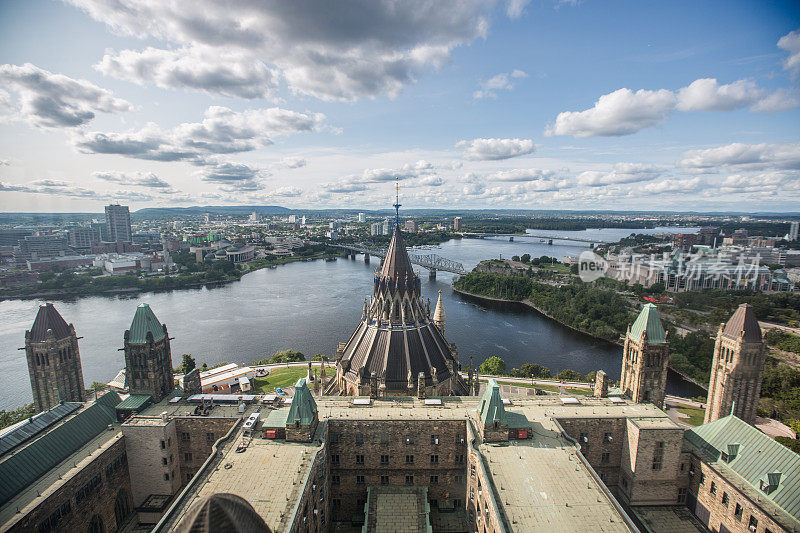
{"left": 676, "top": 406, "right": 706, "bottom": 426}
{"left": 253, "top": 366, "right": 310, "bottom": 392}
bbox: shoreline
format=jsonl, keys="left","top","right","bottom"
{"left": 452, "top": 286, "right": 708, "bottom": 391}
{"left": 0, "top": 251, "right": 341, "bottom": 302}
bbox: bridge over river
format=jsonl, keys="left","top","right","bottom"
{"left": 463, "top": 233, "right": 607, "bottom": 246}
{"left": 332, "top": 244, "right": 468, "bottom": 277}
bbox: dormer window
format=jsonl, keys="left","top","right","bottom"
{"left": 760, "top": 472, "right": 782, "bottom": 494}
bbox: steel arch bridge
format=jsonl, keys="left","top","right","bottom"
{"left": 332, "top": 244, "right": 468, "bottom": 275}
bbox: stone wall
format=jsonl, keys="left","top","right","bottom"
{"left": 620, "top": 420, "right": 684, "bottom": 506}
{"left": 326, "top": 419, "right": 467, "bottom": 523}
{"left": 121, "top": 418, "right": 180, "bottom": 507}
{"left": 556, "top": 418, "right": 627, "bottom": 488}
{"left": 287, "top": 438, "right": 330, "bottom": 533}
{"left": 467, "top": 422, "right": 505, "bottom": 533}
{"left": 7, "top": 437, "right": 133, "bottom": 533}
{"left": 688, "top": 455, "right": 790, "bottom": 533}
{"left": 175, "top": 417, "right": 238, "bottom": 485}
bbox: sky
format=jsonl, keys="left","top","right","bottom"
{"left": 0, "top": 0, "right": 799, "bottom": 213}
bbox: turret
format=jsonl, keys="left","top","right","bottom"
{"left": 433, "top": 289, "right": 446, "bottom": 335}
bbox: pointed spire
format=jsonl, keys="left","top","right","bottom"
{"left": 127, "top": 303, "right": 166, "bottom": 343}
{"left": 433, "top": 290, "right": 446, "bottom": 335}
{"left": 629, "top": 303, "right": 666, "bottom": 344}
{"left": 378, "top": 226, "right": 416, "bottom": 282}
{"left": 29, "top": 303, "right": 71, "bottom": 342}
{"left": 722, "top": 303, "right": 762, "bottom": 343}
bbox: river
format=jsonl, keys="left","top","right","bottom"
{"left": 0, "top": 226, "right": 703, "bottom": 410}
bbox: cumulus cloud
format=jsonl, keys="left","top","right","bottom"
{"left": 778, "top": 28, "right": 800, "bottom": 77}
{"left": 0, "top": 178, "right": 153, "bottom": 201}
{"left": 719, "top": 172, "right": 799, "bottom": 193}
{"left": 198, "top": 160, "right": 270, "bottom": 185}
{"left": 505, "top": 0, "right": 531, "bottom": 19}
{"left": 486, "top": 168, "right": 555, "bottom": 182}
{"left": 95, "top": 46, "right": 279, "bottom": 99}
{"left": 678, "top": 142, "right": 800, "bottom": 171}
{"left": 676, "top": 78, "right": 762, "bottom": 112}
{"left": 546, "top": 88, "right": 676, "bottom": 138}
{"left": 93, "top": 171, "right": 171, "bottom": 188}
{"left": 66, "top": 0, "right": 504, "bottom": 101}
{"left": 280, "top": 157, "right": 307, "bottom": 168}
{"left": 750, "top": 89, "right": 800, "bottom": 113}
{"left": 473, "top": 69, "right": 527, "bottom": 99}
{"left": 0, "top": 63, "right": 132, "bottom": 128}
{"left": 456, "top": 138, "right": 535, "bottom": 160}
{"left": 577, "top": 163, "right": 661, "bottom": 187}
{"left": 322, "top": 160, "right": 441, "bottom": 193}
{"left": 642, "top": 177, "right": 703, "bottom": 194}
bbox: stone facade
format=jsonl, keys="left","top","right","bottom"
{"left": 175, "top": 417, "right": 238, "bottom": 484}
{"left": 25, "top": 304, "right": 85, "bottom": 412}
{"left": 704, "top": 321, "right": 767, "bottom": 425}
{"left": 595, "top": 369, "right": 610, "bottom": 397}
{"left": 466, "top": 422, "right": 505, "bottom": 533}
{"left": 326, "top": 419, "right": 467, "bottom": 523}
{"left": 620, "top": 325, "right": 670, "bottom": 408}
{"left": 121, "top": 416, "right": 181, "bottom": 508}
{"left": 287, "top": 438, "right": 329, "bottom": 533}
{"left": 557, "top": 417, "right": 628, "bottom": 489}
{"left": 123, "top": 325, "right": 173, "bottom": 404}
{"left": 182, "top": 368, "right": 201, "bottom": 395}
{"left": 6, "top": 437, "right": 133, "bottom": 533}
{"left": 688, "top": 456, "right": 788, "bottom": 533}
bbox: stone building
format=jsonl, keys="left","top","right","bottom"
{"left": 24, "top": 303, "right": 85, "bottom": 412}
{"left": 619, "top": 303, "right": 670, "bottom": 408}
{"left": 331, "top": 225, "right": 468, "bottom": 397}
{"left": 704, "top": 303, "right": 767, "bottom": 424}
{"left": 123, "top": 303, "right": 174, "bottom": 403}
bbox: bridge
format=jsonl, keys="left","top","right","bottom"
{"left": 464, "top": 233, "right": 606, "bottom": 246}
{"left": 332, "top": 244, "right": 468, "bottom": 277}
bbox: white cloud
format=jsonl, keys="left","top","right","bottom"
{"left": 676, "top": 78, "right": 762, "bottom": 111}
{"left": 577, "top": 163, "right": 661, "bottom": 187}
{"left": 280, "top": 157, "right": 307, "bottom": 169}
{"left": 67, "top": 0, "right": 502, "bottom": 101}
{"left": 93, "top": 171, "right": 171, "bottom": 188}
{"left": 0, "top": 63, "right": 132, "bottom": 128}
{"left": 487, "top": 168, "right": 555, "bottom": 182}
{"left": 778, "top": 28, "right": 800, "bottom": 77}
{"left": 678, "top": 142, "right": 800, "bottom": 171}
{"left": 546, "top": 88, "right": 676, "bottom": 137}
{"left": 474, "top": 69, "right": 528, "bottom": 99}
{"left": 750, "top": 88, "right": 800, "bottom": 113}
{"left": 642, "top": 177, "right": 703, "bottom": 194}
{"left": 0, "top": 178, "right": 154, "bottom": 201}
{"left": 456, "top": 138, "right": 535, "bottom": 160}
{"left": 321, "top": 159, "right": 441, "bottom": 193}
{"left": 505, "top": 0, "right": 531, "bottom": 19}
{"left": 95, "top": 46, "right": 279, "bottom": 99}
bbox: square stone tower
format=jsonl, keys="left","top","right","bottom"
{"left": 704, "top": 303, "right": 766, "bottom": 425}
{"left": 24, "top": 303, "right": 85, "bottom": 412}
{"left": 123, "top": 303, "right": 174, "bottom": 403}
{"left": 619, "top": 304, "right": 670, "bottom": 408}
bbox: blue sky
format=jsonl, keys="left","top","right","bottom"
{"left": 0, "top": 0, "right": 799, "bottom": 212}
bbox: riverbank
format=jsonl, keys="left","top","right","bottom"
{"left": 0, "top": 249, "right": 341, "bottom": 301}
{"left": 453, "top": 286, "right": 708, "bottom": 391}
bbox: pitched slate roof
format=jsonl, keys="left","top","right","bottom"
{"left": 379, "top": 228, "right": 415, "bottom": 281}
{"left": 479, "top": 379, "right": 506, "bottom": 427}
{"left": 286, "top": 379, "right": 317, "bottom": 426}
{"left": 0, "top": 391, "right": 120, "bottom": 506}
{"left": 629, "top": 303, "right": 666, "bottom": 344}
{"left": 722, "top": 303, "right": 762, "bottom": 343}
{"left": 0, "top": 402, "right": 81, "bottom": 457}
{"left": 115, "top": 394, "right": 152, "bottom": 412}
{"left": 127, "top": 303, "right": 166, "bottom": 344}
{"left": 28, "top": 303, "right": 71, "bottom": 342}
{"left": 685, "top": 414, "right": 800, "bottom": 524}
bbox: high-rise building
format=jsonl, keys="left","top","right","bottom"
{"left": 13, "top": 235, "right": 67, "bottom": 263}
{"left": 704, "top": 303, "right": 766, "bottom": 424}
{"left": 301, "top": 216, "right": 306, "bottom": 225}
{"left": 123, "top": 303, "right": 173, "bottom": 403}
{"left": 453, "top": 216, "right": 462, "bottom": 231}
{"left": 404, "top": 219, "right": 417, "bottom": 232}
{"left": 790, "top": 221, "right": 799, "bottom": 241}
{"left": 67, "top": 225, "right": 97, "bottom": 253}
{"left": 288, "top": 214, "right": 297, "bottom": 223}
{"left": 619, "top": 303, "right": 669, "bottom": 408}
{"left": 249, "top": 212, "right": 260, "bottom": 223}
{"left": 358, "top": 212, "right": 366, "bottom": 223}
{"left": 24, "top": 303, "right": 85, "bottom": 412}
{"left": 370, "top": 222, "right": 381, "bottom": 236}
{"left": 105, "top": 204, "right": 132, "bottom": 243}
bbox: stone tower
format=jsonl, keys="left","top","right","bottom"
{"left": 433, "top": 289, "right": 446, "bottom": 335}
{"left": 619, "top": 303, "right": 669, "bottom": 408}
{"left": 124, "top": 303, "right": 174, "bottom": 403}
{"left": 24, "top": 303, "right": 85, "bottom": 412}
{"left": 704, "top": 303, "right": 766, "bottom": 425}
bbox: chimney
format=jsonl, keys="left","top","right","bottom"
{"left": 417, "top": 372, "right": 426, "bottom": 399}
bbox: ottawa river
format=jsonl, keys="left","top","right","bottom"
{"left": 0, "top": 227, "right": 704, "bottom": 410}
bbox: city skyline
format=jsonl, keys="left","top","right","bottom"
{"left": 1, "top": 1, "right": 799, "bottom": 213}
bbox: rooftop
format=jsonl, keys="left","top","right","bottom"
{"left": 127, "top": 303, "right": 166, "bottom": 344}
{"left": 27, "top": 303, "right": 71, "bottom": 342}
{"left": 629, "top": 303, "right": 666, "bottom": 344}
{"left": 722, "top": 303, "right": 763, "bottom": 343}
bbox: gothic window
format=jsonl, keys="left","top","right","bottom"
{"left": 114, "top": 489, "right": 132, "bottom": 528}
{"left": 87, "top": 515, "right": 104, "bottom": 533}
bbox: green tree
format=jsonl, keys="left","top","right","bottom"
{"left": 180, "top": 354, "right": 196, "bottom": 374}
{"left": 0, "top": 403, "right": 34, "bottom": 431}
{"left": 311, "top": 354, "right": 327, "bottom": 362}
{"left": 511, "top": 255, "right": 521, "bottom": 262}
{"left": 479, "top": 356, "right": 506, "bottom": 375}
{"left": 268, "top": 349, "right": 306, "bottom": 363}
{"left": 556, "top": 369, "right": 583, "bottom": 382}
{"left": 521, "top": 253, "right": 531, "bottom": 263}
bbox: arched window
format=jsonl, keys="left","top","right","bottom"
{"left": 114, "top": 489, "right": 132, "bottom": 528}
{"left": 87, "top": 514, "right": 104, "bottom": 533}
{"left": 36, "top": 354, "right": 40, "bottom": 365}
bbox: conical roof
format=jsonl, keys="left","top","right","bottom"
{"left": 629, "top": 303, "right": 666, "bottom": 344}
{"left": 379, "top": 227, "right": 415, "bottom": 281}
{"left": 433, "top": 290, "right": 446, "bottom": 323}
{"left": 287, "top": 378, "right": 317, "bottom": 426}
{"left": 127, "top": 303, "right": 166, "bottom": 344}
{"left": 723, "top": 303, "right": 762, "bottom": 343}
{"left": 175, "top": 493, "right": 270, "bottom": 533}
{"left": 28, "top": 303, "right": 71, "bottom": 342}
{"left": 479, "top": 379, "right": 505, "bottom": 427}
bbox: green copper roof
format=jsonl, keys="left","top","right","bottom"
{"left": 629, "top": 303, "right": 666, "bottom": 344}
{"left": 0, "top": 391, "right": 120, "bottom": 506}
{"left": 286, "top": 379, "right": 317, "bottom": 427}
{"left": 128, "top": 303, "right": 165, "bottom": 344}
{"left": 685, "top": 415, "right": 800, "bottom": 524}
{"left": 115, "top": 394, "right": 152, "bottom": 412}
{"left": 479, "top": 379, "right": 505, "bottom": 427}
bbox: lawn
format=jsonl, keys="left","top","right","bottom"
{"left": 253, "top": 366, "right": 310, "bottom": 393}
{"left": 676, "top": 406, "right": 706, "bottom": 426}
